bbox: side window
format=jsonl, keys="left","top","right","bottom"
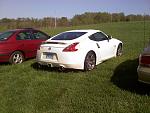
{"left": 16, "top": 31, "right": 31, "bottom": 40}
{"left": 89, "top": 34, "right": 96, "bottom": 41}
{"left": 89, "top": 32, "right": 108, "bottom": 41}
{"left": 32, "top": 31, "right": 49, "bottom": 40}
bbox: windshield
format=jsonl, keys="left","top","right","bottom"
{"left": 51, "top": 32, "right": 87, "bottom": 40}
{"left": 0, "top": 31, "right": 14, "bottom": 41}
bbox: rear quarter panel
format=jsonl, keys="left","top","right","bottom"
{"left": 77, "top": 38, "right": 100, "bottom": 66}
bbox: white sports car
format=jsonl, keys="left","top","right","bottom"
{"left": 36, "top": 30, "right": 123, "bottom": 71}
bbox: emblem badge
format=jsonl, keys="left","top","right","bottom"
{"left": 48, "top": 47, "right": 51, "bottom": 50}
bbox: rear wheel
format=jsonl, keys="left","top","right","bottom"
{"left": 9, "top": 51, "right": 24, "bottom": 64}
{"left": 84, "top": 51, "right": 96, "bottom": 71}
{"left": 116, "top": 44, "right": 122, "bottom": 56}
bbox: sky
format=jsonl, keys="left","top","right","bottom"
{"left": 0, "top": 0, "right": 150, "bottom": 19}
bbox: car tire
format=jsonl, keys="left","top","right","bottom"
{"left": 9, "top": 51, "right": 24, "bottom": 64}
{"left": 116, "top": 44, "right": 122, "bottom": 56}
{"left": 84, "top": 51, "right": 96, "bottom": 71}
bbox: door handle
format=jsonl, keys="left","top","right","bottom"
{"left": 96, "top": 43, "right": 100, "bottom": 48}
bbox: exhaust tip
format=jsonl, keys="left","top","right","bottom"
{"left": 59, "top": 66, "right": 65, "bottom": 71}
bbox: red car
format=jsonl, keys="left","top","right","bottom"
{"left": 0, "top": 28, "right": 50, "bottom": 64}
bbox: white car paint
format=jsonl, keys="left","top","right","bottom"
{"left": 36, "top": 30, "right": 122, "bottom": 70}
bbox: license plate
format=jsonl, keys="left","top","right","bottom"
{"left": 46, "top": 53, "right": 53, "bottom": 59}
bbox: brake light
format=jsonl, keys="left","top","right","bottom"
{"left": 140, "top": 55, "right": 150, "bottom": 67}
{"left": 63, "top": 42, "right": 79, "bottom": 52}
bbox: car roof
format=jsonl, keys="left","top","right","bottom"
{"left": 65, "top": 29, "right": 101, "bottom": 34}
{"left": 7, "top": 28, "right": 36, "bottom": 32}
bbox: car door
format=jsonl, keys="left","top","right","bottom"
{"left": 31, "top": 30, "right": 49, "bottom": 51}
{"left": 16, "top": 30, "right": 37, "bottom": 58}
{"left": 89, "top": 32, "right": 115, "bottom": 61}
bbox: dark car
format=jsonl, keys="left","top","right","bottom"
{"left": 137, "top": 44, "right": 150, "bottom": 84}
{"left": 0, "top": 28, "right": 50, "bottom": 64}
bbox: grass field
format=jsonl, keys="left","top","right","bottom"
{"left": 0, "top": 21, "right": 150, "bottom": 113}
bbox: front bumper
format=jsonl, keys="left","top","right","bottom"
{"left": 137, "top": 66, "right": 150, "bottom": 84}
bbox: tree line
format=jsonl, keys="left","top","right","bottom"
{"left": 0, "top": 12, "right": 150, "bottom": 29}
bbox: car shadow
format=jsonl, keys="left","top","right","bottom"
{"left": 0, "top": 62, "right": 10, "bottom": 66}
{"left": 111, "top": 58, "right": 150, "bottom": 95}
{"left": 0, "top": 57, "right": 35, "bottom": 66}
{"left": 31, "top": 62, "right": 82, "bottom": 73}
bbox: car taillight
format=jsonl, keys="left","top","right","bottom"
{"left": 140, "top": 55, "right": 150, "bottom": 67}
{"left": 63, "top": 42, "right": 79, "bottom": 52}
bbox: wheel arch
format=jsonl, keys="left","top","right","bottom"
{"left": 116, "top": 42, "right": 123, "bottom": 56}
{"left": 88, "top": 50, "right": 96, "bottom": 59}
{"left": 11, "top": 50, "right": 25, "bottom": 58}
{"left": 85, "top": 50, "right": 97, "bottom": 63}
{"left": 118, "top": 43, "right": 123, "bottom": 47}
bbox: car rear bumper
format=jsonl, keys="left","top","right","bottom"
{"left": 37, "top": 61, "right": 82, "bottom": 69}
{"left": 137, "top": 66, "right": 150, "bottom": 84}
{"left": 36, "top": 50, "right": 85, "bottom": 70}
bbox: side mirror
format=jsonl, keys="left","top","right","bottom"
{"left": 108, "top": 35, "right": 112, "bottom": 39}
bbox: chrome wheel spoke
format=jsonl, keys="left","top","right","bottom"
{"left": 13, "top": 54, "right": 22, "bottom": 64}
{"left": 117, "top": 45, "right": 122, "bottom": 56}
{"left": 84, "top": 52, "right": 96, "bottom": 71}
{"left": 87, "top": 54, "right": 95, "bottom": 70}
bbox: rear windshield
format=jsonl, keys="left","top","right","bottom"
{"left": 0, "top": 31, "right": 14, "bottom": 41}
{"left": 51, "top": 32, "right": 87, "bottom": 40}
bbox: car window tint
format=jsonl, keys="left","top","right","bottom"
{"left": 89, "top": 32, "right": 108, "bottom": 41}
{"left": 0, "top": 31, "right": 14, "bottom": 41}
{"left": 32, "top": 31, "right": 49, "bottom": 40}
{"left": 51, "top": 32, "right": 87, "bottom": 40}
{"left": 16, "top": 31, "right": 31, "bottom": 40}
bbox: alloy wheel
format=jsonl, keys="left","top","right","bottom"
{"left": 84, "top": 52, "right": 96, "bottom": 71}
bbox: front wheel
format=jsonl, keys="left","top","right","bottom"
{"left": 116, "top": 44, "right": 123, "bottom": 56}
{"left": 9, "top": 51, "right": 24, "bottom": 64}
{"left": 84, "top": 51, "right": 96, "bottom": 71}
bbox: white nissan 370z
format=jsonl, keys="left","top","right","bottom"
{"left": 36, "top": 30, "right": 123, "bottom": 71}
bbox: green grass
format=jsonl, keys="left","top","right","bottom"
{"left": 0, "top": 21, "right": 150, "bottom": 113}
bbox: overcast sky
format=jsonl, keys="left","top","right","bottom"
{"left": 0, "top": 0, "right": 150, "bottom": 19}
